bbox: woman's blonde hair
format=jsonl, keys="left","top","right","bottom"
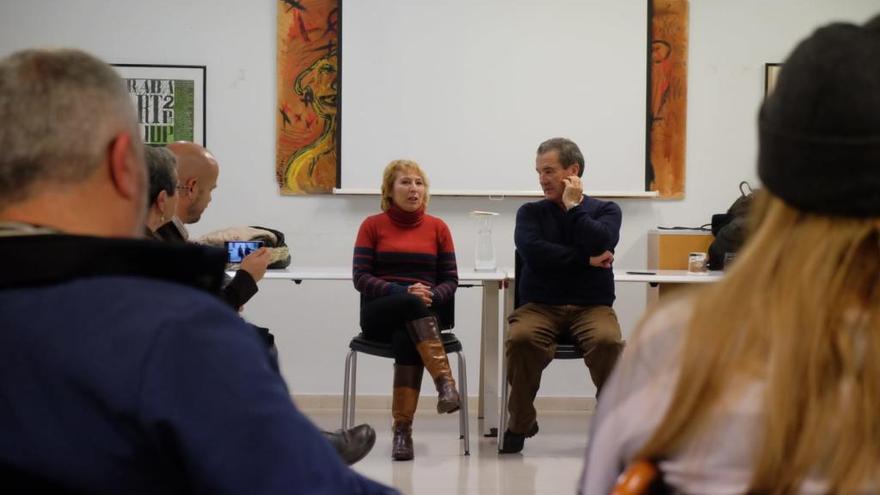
{"left": 637, "top": 191, "right": 880, "bottom": 493}
{"left": 379, "top": 159, "right": 430, "bottom": 211}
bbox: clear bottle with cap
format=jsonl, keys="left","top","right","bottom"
{"left": 470, "top": 211, "right": 499, "bottom": 272}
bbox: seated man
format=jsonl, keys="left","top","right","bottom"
{"left": 157, "top": 141, "right": 270, "bottom": 310}
{"left": 501, "top": 137, "right": 624, "bottom": 454}
{"left": 144, "top": 145, "right": 377, "bottom": 465}
{"left": 0, "top": 48, "right": 393, "bottom": 494}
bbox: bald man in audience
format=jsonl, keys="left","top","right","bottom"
{"left": 167, "top": 141, "right": 219, "bottom": 225}
{"left": 143, "top": 142, "right": 379, "bottom": 466}
{"left": 159, "top": 141, "right": 270, "bottom": 310}
{"left": 0, "top": 47, "right": 393, "bottom": 494}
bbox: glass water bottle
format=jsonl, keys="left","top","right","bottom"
{"left": 470, "top": 211, "right": 499, "bottom": 272}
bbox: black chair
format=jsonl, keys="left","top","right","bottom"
{"left": 341, "top": 297, "right": 470, "bottom": 455}
{"left": 498, "top": 252, "right": 584, "bottom": 451}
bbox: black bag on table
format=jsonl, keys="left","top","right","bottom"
{"left": 708, "top": 181, "right": 755, "bottom": 270}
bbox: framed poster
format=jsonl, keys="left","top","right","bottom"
{"left": 765, "top": 63, "right": 782, "bottom": 97}
{"left": 112, "top": 64, "right": 206, "bottom": 146}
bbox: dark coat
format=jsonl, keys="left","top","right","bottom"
{"left": 0, "top": 234, "right": 394, "bottom": 495}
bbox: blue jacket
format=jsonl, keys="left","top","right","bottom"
{"left": 0, "top": 234, "right": 394, "bottom": 495}
{"left": 514, "top": 196, "right": 622, "bottom": 307}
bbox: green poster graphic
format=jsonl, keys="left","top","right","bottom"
{"left": 124, "top": 78, "right": 194, "bottom": 145}
{"left": 172, "top": 79, "right": 194, "bottom": 142}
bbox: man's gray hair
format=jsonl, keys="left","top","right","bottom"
{"left": 145, "top": 146, "right": 178, "bottom": 207}
{"left": 0, "top": 48, "right": 138, "bottom": 209}
{"left": 536, "top": 137, "right": 585, "bottom": 177}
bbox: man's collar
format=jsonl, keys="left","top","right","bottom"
{"left": 169, "top": 217, "right": 189, "bottom": 240}
{"left": 154, "top": 217, "right": 188, "bottom": 243}
{"left": 0, "top": 234, "right": 226, "bottom": 293}
{"left": 0, "top": 221, "right": 60, "bottom": 237}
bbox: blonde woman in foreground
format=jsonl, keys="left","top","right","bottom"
{"left": 580, "top": 14, "right": 880, "bottom": 495}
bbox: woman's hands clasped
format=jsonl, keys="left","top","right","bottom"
{"left": 407, "top": 282, "right": 433, "bottom": 306}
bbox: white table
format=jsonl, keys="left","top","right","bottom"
{"left": 237, "top": 267, "right": 508, "bottom": 437}
{"left": 614, "top": 269, "right": 724, "bottom": 284}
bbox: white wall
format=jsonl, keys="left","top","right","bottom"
{"left": 2, "top": 0, "right": 877, "bottom": 399}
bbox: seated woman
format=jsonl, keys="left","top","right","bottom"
{"left": 581, "top": 16, "right": 880, "bottom": 494}
{"left": 353, "top": 159, "right": 460, "bottom": 461}
{"left": 143, "top": 146, "right": 179, "bottom": 239}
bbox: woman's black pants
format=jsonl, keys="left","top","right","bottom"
{"left": 360, "top": 293, "right": 433, "bottom": 365}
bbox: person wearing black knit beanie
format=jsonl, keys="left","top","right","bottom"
{"left": 758, "top": 14, "right": 880, "bottom": 217}
{"left": 580, "top": 13, "right": 880, "bottom": 495}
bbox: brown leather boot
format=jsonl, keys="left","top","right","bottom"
{"left": 392, "top": 421, "right": 413, "bottom": 461}
{"left": 391, "top": 364, "right": 422, "bottom": 461}
{"left": 406, "top": 316, "right": 461, "bottom": 414}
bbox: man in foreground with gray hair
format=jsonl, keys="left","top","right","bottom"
{"left": 0, "top": 48, "right": 394, "bottom": 494}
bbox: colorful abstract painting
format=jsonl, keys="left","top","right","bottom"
{"left": 646, "top": 0, "right": 688, "bottom": 199}
{"left": 276, "top": 0, "right": 339, "bottom": 194}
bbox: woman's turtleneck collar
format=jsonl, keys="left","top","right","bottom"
{"left": 386, "top": 203, "right": 425, "bottom": 228}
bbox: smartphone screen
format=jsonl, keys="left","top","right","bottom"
{"left": 226, "top": 240, "right": 265, "bottom": 263}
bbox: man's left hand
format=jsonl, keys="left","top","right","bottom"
{"left": 589, "top": 250, "right": 614, "bottom": 268}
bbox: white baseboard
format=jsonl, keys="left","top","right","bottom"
{"left": 293, "top": 394, "right": 596, "bottom": 414}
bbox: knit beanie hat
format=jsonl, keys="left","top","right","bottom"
{"left": 758, "top": 14, "right": 880, "bottom": 217}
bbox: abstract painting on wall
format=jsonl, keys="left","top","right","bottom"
{"left": 276, "top": 0, "right": 340, "bottom": 194}
{"left": 646, "top": 0, "right": 688, "bottom": 199}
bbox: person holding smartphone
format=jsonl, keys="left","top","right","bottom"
{"left": 158, "top": 141, "right": 272, "bottom": 310}
{"left": 147, "top": 142, "right": 376, "bottom": 465}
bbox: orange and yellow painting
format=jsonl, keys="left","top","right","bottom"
{"left": 647, "top": 0, "right": 688, "bottom": 199}
{"left": 276, "top": 0, "right": 339, "bottom": 194}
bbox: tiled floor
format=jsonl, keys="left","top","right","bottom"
{"left": 305, "top": 408, "right": 592, "bottom": 495}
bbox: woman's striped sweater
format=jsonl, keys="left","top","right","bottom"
{"left": 353, "top": 206, "right": 458, "bottom": 304}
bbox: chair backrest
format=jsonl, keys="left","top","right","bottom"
{"left": 435, "top": 296, "right": 454, "bottom": 330}
{"left": 359, "top": 294, "right": 455, "bottom": 331}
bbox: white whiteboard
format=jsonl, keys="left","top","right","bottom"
{"left": 340, "top": 0, "right": 648, "bottom": 194}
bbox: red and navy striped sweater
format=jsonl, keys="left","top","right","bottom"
{"left": 353, "top": 205, "right": 458, "bottom": 304}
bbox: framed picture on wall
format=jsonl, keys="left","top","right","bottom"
{"left": 112, "top": 64, "right": 206, "bottom": 146}
{"left": 764, "top": 63, "right": 782, "bottom": 97}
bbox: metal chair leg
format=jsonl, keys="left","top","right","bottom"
{"left": 498, "top": 347, "right": 509, "bottom": 452}
{"left": 342, "top": 349, "right": 355, "bottom": 429}
{"left": 347, "top": 352, "right": 358, "bottom": 429}
{"left": 456, "top": 350, "right": 470, "bottom": 455}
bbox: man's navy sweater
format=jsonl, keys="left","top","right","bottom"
{"left": 514, "top": 196, "right": 622, "bottom": 307}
